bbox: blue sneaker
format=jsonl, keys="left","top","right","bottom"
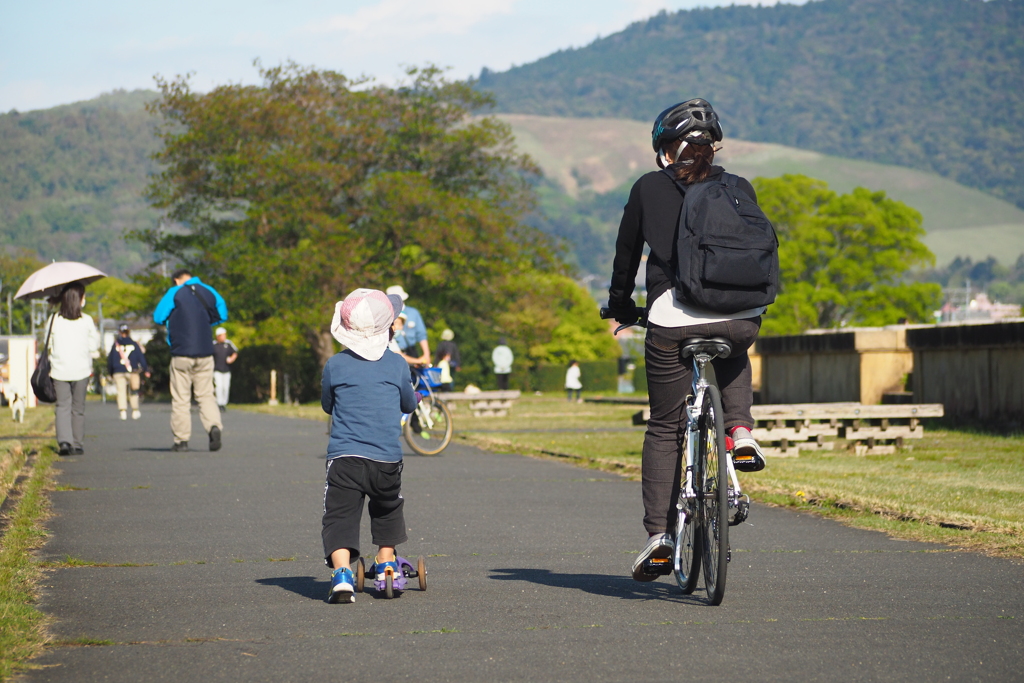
{"left": 328, "top": 567, "right": 355, "bottom": 604}
{"left": 372, "top": 559, "right": 400, "bottom": 577}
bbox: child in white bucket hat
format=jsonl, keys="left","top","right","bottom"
{"left": 321, "top": 288, "right": 418, "bottom": 603}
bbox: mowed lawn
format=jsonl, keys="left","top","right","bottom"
{"left": 237, "top": 394, "right": 1024, "bottom": 557}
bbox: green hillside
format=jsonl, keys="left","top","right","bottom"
{"left": 502, "top": 114, "right": 1024, "bottom": 274}
{"left": 480, "top": 0, "right": 1024, "bottom": 212}
{"left": 0, "top": 90, "right": 159, "bottom": 276}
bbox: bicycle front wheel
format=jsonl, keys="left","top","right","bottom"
{"left": 697, "top": 384, "right": 729, "bottom": 605}
{"left": 674, "top": 501, "right": 701, "bottom": 594}
{"left": 403, "top": 396, "right": 454, "bottom": 456}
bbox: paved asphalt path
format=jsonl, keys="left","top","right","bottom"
{"left": 27, "top": 403, "right": 1023, "bottom": 682}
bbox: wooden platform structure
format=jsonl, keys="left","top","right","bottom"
{"left": 630, "top": 402, "right": 944, "bottom": 456}
{"left": 440, "top": 390, "right": 522, "bottom": 417}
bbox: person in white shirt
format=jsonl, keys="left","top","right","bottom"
{"left": 47, "top": 282, "right": 100, "bottom": 455}
{"left": 565, "top": 360, "right": 583, "bottom": 402}
{"left": 491, "top": 339, "right": 514, "bottom": 391}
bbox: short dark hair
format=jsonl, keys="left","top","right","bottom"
{"left": 171, "top": 268, "right": 192, "bottom": 282}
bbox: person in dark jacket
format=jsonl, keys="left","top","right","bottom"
{"left": 106, "top": 324, "right": 150, "bottom": 421}
{"left": 153, "top": 269, "right": 228, "bottom": 452}
{"left": 434, "top": 328, "right": 460, "bottom": 391}
{"left": 606, "top": 99, "right": 766, "bottom": 583}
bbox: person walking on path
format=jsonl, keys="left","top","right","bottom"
{"left": 47, "top": 282, "right": 100, "bottom": 455}
{"left": 386, "top": 285, "right": 430, "bottom": 365}
{"left": 565, "top": 360, "right": 583, "bottom": 402}
{"left": 321, "top": 288, "right": 417, "bottom": 604}
{"left": 106, "top": 324, "right": 150, "bottom": 421}
{"left": 212, "top": 327, "right": 238, "bottom": 412}
{"left": 606, "top": 98, "right": 767, "bottom": 582}
{"left": 153, "top": 269, "right": 228, "bottom": 452}
{"left": 435, "top": 328, "right": 460, "bottom": 391}
{"left": 491, "top": 338, "right": 513, "bottom": 391}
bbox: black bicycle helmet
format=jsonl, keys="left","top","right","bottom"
{"left": 651, "top": 98, "right": 723, "bottom": 153}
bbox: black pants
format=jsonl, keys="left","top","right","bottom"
{"left": 496, "top": 373, "right": 510, "bottom": 390}
{"left": 322, "top": 457, "right": 407, "bottom": 567}
{"left": 642, "top": 318, "right": 761, "bottom": 534}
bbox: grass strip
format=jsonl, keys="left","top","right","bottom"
{"left": 0, "top": 447, "right": 56, "bottom": 681}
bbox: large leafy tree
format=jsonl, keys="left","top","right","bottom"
{"left": 140, "top": 64, "right": 562, "bottom": 366}
{"left": 756, "top": 175, "right": 942, "bottom": 334}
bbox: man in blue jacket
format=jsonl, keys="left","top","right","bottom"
{"left": 154, "top": 269, "right": 229, "bottom": 452}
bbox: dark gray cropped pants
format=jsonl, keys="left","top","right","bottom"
{"left": 322, "top": 456, "right": 407, "bottom": 568}
{"left": 54, "top": 378, "right": 88, "bottom": 450}
{"left": 641, "top": 318, "right": 761, "bottom": 534}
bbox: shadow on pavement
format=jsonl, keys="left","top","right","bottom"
{"left": 256, "top": 576, "right": 328, "bottom": 601}
{"left": 488, "top": 568, "right": 708, "bottom": 605}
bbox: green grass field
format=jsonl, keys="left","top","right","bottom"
{"left": 498, "top": 114, "right": 1024, "bottom": 266}
{"left": 0, "top": 408, "right": 56, "bottom": 681}
{"left": 239, "top": 394, "right": 1024, "bottom": 558}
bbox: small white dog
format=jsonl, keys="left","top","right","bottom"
{"left": 10, "top": 392, "right": 26, "bottom": 423}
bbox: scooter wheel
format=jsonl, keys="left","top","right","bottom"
{"left": 385, "top": 572, "right": 394, "bottom": 599}
{"left": 355, "top": 557, "right": 365, "bottom": 593}
{"left": 417, "top": 556, "right": 427, "bottom": 591}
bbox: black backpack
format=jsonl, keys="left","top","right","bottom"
{"left": 669, "top": 170, "right": 779, "bottom": 313}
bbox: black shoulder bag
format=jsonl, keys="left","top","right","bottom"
{"left": 31, "top": 314, "right": 58, "bottom": 404}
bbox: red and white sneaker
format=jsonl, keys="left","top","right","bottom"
{"left": 728, "top": 426, "right": 766, "bottom": 472}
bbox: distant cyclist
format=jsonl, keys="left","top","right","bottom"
{"left": 606, "top": 99, "right": 767, "bottom": 582}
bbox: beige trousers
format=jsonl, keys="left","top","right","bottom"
{"left": 169, "top": 356, "right": 222, "bottom": 443}
{"left": 114, "top": 372, "right": 141, "bottom": 411}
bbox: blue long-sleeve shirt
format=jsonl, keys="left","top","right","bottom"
{"left": 153, "top": 277, "right": 228, "bottom": 357}
{"left": 321, "top": 349, "right": 417, "bottom": 462}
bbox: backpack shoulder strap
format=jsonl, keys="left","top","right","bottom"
{"left": 188, "top": 284, "right": 218, "bottom": 322}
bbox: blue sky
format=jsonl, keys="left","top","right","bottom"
{"left": 1, "top": 0, "right": 807, "bottom": 112}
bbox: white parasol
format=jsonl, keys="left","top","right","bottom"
{"left": 14, "top": 261, "right": 108, "bottom": 300}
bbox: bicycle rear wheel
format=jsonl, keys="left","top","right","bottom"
{"left": 697, "top": 384, "right": 729, "bottom": 605}
{"left": 674, "top": 501, "right": 701, "bottom": 594}
{"left": 403, "top": 396, "right": 454, "bottom": 456}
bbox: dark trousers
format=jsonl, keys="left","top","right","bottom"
{"left": 496, "top": 373, "right": 510, "bottom": 390}
{"left": 322, "top": 456, "right": 407, "bottom": 567}
{"left": 641, "top": 318, "right": 761, "bottom": 534}
{"left": 54, "top": 379, "right": 88, "bottom": 449}
{"left": 566, "top": 389, "right": 581, "bottom": 400}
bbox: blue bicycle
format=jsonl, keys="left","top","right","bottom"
{"left": 403, "top": 366, "right": 454, "bottom": 456}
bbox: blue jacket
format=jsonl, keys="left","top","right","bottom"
{"left": 394, "top": 305, "right": 427, "bottom": 353}
{"left": 321, "top": 349, "right": 417, "bottom": 463}
{"left": 153, "top": 277, "right": 228, "bottom": 357}
{"left": 106, "top": 335, "right": 149, "bottom": 374}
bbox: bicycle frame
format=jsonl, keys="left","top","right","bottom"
{"left": 674, "top": 349, "right": 748, "bottom": 571}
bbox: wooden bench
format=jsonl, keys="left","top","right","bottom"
{"left": 631, "top": 402, "right": 944, "bottom": 456}
{"left": 440, "top": 390, "right": 522, "bottom": 417}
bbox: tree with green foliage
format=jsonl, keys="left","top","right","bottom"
{"left": 755, "top": 175, "right": 942, "bottom": 334}
{"left": 0, "top": 249, "right": 45, "bottom": 335}
{"left": 140, "top": 63, "right": 608, "bottom": 370}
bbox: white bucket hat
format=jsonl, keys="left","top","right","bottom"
{"left": 385, "top": 285, "right": 410, "bottom": 301}
{"left": 331, "top": 289, "right": 405, "bottom": 361}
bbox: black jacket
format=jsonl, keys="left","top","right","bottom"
{"left": 608, "top": 166, "right": 757, "bottom": 311}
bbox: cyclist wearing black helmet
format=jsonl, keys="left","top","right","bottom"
{"left": 607, "top": 98, "right": 767, "bottom": 582}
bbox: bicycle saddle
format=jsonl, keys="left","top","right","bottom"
{"left": 681, "top": 337, "right": 733, "bottom": 359}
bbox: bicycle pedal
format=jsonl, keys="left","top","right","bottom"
{"left": 729, "top": 500, "right": 750, "bottom": 526}
{"left": 644, "top": 557, "right": 673, "bottom": 576}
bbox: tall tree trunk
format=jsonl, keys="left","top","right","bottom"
{"left": 312, "top": 328, "right": 336, "bottom": 368}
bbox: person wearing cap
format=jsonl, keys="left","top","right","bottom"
{"left": 321, "top": 288, "right": 418, "bottom": 604}
{"left": 385, "top": 285, "right": 430, "bottom": 365}
{"left": 435, "top": 328, "right": 460, "bottom": 391}
{"left": 153, "top": 268, "right": 228, "bottom": 452}
{"left": 106, "top": 324, "right": 150, "bottom": 421}
{"left": 211, "top": 327, "right": 239, "bottom": 412}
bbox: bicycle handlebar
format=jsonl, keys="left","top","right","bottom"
{"left": 600, "top": 305, "right": 648, "bottom": 335}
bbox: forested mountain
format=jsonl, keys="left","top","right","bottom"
{"left": 479, "top": 0, "right": 1024, "bottom": 210}
{"left": 0, "top": 90, "right": 159, "bottom": 275}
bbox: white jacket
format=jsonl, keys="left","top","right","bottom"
{"left": 47, "top": 313, "right": 99, "bottom": 382}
